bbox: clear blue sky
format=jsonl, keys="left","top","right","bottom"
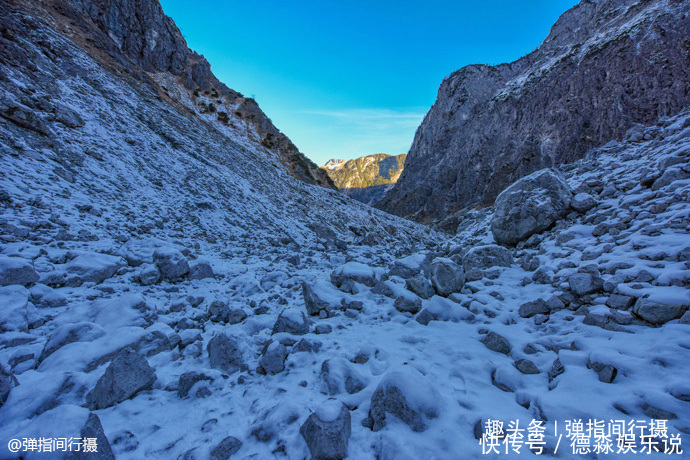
{"left": 160, "top": 0, "right": 578, "bottom": 166}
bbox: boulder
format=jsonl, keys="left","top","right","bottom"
{"left": 302, "top": 281, "right": 337, "bottom": 316}
{"left": 405, "top": 274, "right": 435, "bottom": 299}
{"left": 137, "top": 264, "right": 160, "bottom": 286}
{"left": 178, "top": 371, "right": 214, "bottom": 398}
{"left": 568, "top": 272, "right": 603, "bottom": 296}
{"left": 38, "top": 322, "right": 106, "bottom": 365}
{"left": 258, "top": 342, "right": 288, "bottom": 375}
{"left": 429, "top": 257, "right": 464, "bottom": 296}
{"left": 210, "top": 436, "right": 242, "bottom": 460}
{"left": 64, "top": 252, "right": 124, "bottom": 287}
{"left": 462, "top": 245, "right": 513, "bottom": 271}
{"left": 491, "top": 168, "right": 572, "bottom": 246}
{"left": 588, "top": 361, "right": 617, "bottom": 383}
{"left": 207, "top": 334, "right": 245, "bottom": 373}
{"left": 518, "top": 299, "right": 549, "bottom": 318}
{"left": 330, "top": 262, "right": 379, "bottom": 288}
{"left": 64, "top": 413, "right": 115, "bottom": 460}
{"left": 363, "top": 366, "right": 440, "bottom": 432}
{"left": 632, "top": 298, "right": 687, "bottom": 325}
{"left": 272, "top": 309, "right": 309, "bottom": 335}
{"left": 514, "top": 359, "right": 540, "bottom": 375}
{"left": 0, "top": 365, "right": 18, "bottom": 408}
{"left": 0, "top": 256, "right": 39, "bottom": 286}
{"left": 480, "top": 332, "right": 511, "bottom": 355}
{"left": 86, "top": 348, "right": 157, "bottom": 410}
{"left": 300, "top": 399, "right": 351, "bottom": 460}
{"left": 153, "top": 247, "right": 189, "bottom": 281}
{"left": 571, "top": 193, "right": 597, "bottom": 213}
{"left": 320, "top": 358, "right": 367, "bottom": 395}
{"left": 188, "top": 260, "right": 214, "bottom": 280}
{"left": 394, "top": 295, "right": 422, "bottom": 314}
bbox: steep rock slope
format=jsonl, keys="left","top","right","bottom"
{"left": 58, "top": 0, "right": 332, "bottom": 187}
{"left": 322, "top": 153, "right": 406, "bottom": 206}
{"left": 379, "top": 0, "right": 690, "bottom": 224}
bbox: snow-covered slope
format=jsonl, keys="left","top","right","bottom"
{"left": 0, "top": 0, "right": 689, "bottom": 459}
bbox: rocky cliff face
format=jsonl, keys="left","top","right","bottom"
{"left": 379, "top": 0, "right": 690, "bottom": 225}
{"left": 322, "top": 153, "right": 406, "bottom": 205}
{"left": 51, "top": 0, "right": 332, "bottom": 187}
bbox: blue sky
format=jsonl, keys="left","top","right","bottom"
{"left": 160, "top": 0, "right": 578, "bottom": 166}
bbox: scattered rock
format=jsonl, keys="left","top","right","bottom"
{"left": 272, "top": 309, "right": 309, "bottom": 335}
{"left": 571, "top": 193, "right": 597, "bottom": 213}
{"left": 86, "top": 348, "right": 157, "bottom": 410}
{"left": 480, "top": 332, "right": 511, "bottom": 355}
{"left": 632, "top": 298, "right": 686, "bottom": 325}
{"left": 210, "top": 436, "right": 242, "bottom": 460}
{"left": 462, "top": 244, "right": 513, "bottom": 270}
{"left": 257, "top": 342, "right": 288, "bottom": 375}
{"left": 588, "top": 362, "right": 617, "bottom": 383}
{"left": 300, "top": 399, "right": 351, "bottom": 460}
{"left": 491, "top": 168, "right": 572, "bottom": 246}
{"left": 514, "top": 359, "right": 540, "bottom": 375}
{"left": 0, "top": 256, "right": 39, "bottom": 286}
{"left": 153, "top": 247, "right": 189, "bottom": 281}
{"left": 518, "top": 299, "right": 549, "bottom": 318}
{"left": 429, "top": 257, "right": 464, "bottom": 296}
{"left": 363, "top": 366, "right": 440, "bottom": 432}
{"left": 188, "top": 260, "right": 214, "bottom": 280}
{"left": 394, "top": 295, "right": 422, "bottom": 314}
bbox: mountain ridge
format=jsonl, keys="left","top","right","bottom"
{"left": 379, "top": 0, "right": 690, "bottom": 227}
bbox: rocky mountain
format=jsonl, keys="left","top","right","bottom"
{"left": 56, "top": 0, "right": 332, "bottom": 188}
{"left": 322, "top": 153, "right": 406, "bottom": 205}
{"left": 379, "top": 0, "right": 690, "bottom": 227}
{"left": 1, "top": 0, "right": 689, "bottom": 458}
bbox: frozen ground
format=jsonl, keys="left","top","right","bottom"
{"left": 0, "top": 0, "right": 689, "bottom": 459}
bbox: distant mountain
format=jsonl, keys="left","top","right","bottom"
{"left": 322, "top": 153, "right": 407, "bottom": 205}
{"left": 379, "top": 0, "right": 690, "bottom": 227}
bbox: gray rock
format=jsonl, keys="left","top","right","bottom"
{"left": 153, "top": 247, "right": 189, "bottom": 281}
{"left": 0, "top": 365, "right": 18, "bottom": 408}
{"left": 480, "top": 332, "right": 511, "bottom": 355}
{"left": 405, "top": 274, "right": 435, "bottom": 299}
{"left": 293, "top": 338, "right": 322, "bottom": 353}
{"left": 546, "top": 296, "right": 566, "bottom": 312}
{"left": 588, "top": 362, "right": 617, "bottom": 383}
{"left": 394, "top": 295, "right": 422, "bottom": 314}
{"left": 272, "top": 309, "right": 309, "bottom": 335}
{"left": 65, "top": 413, "right": 115, "bottom": 460}
{"left": 315, "top": 324, "right": 332, "bottom": 334}
{"left": 137, "top": 264, "right": 160, "bottom": 286}
{"left": 632, "top": 298, "right": 686, "bottom": 325}
{"left": 378, "top": 1, "right": 690, "bottom": 221}
{"left": 86, "top": 348, "right": 157, "bottom": 410}
{"left": 258, "top": 342, "right": 288, "bottom": 375}
{"left": 207, "top": 334, "right": 245, "bottom": 373}
{"left": 606, "top": 294, "right": 634, "bottom": 310}
{"left": 210, "top": 436, "right": 242, "bottom": 460}
{"left": 300, "top": 400, "right": 351, "bottom": 460}
{"left": 38, "top": 322, "right": 106, "bottom": 365}
{"left": 490, "top": 169, "right": 572, "bottom": 246}
{"left": 571, "top": 193, "right": 597, "bottom": 213}
{"left": 514, "top": 359, "right": 540, "bottom": 375}
{"left": 178, "top": 371, "right": 214, "bottom": 398}
{"left": 330, "top": 262, "right": 379, "bottom": 288}
{"left": 188, "top": 260, "right": 214, "bottom": 280}
{"left": 302, "top": 281, "right": 333, "bottom": 316}
{"left": 518, "top": 299, "right": 549, "bottom": 318}
{"left": 364, "top": 367, "right": 440, "bottom": 432}
{"left": 0, "top": 256, "right": 39, "bottom": 286}
{"left": 321, "top": 358, "right": 367, "bottom": 395}
{"left": 679, "top": 311, "right": 690, "bottom": 325}
{"left": 429, "top": 257, "right": 464, "bottom": 296}
{"left": 462, "top": 244, "right": 513, "bottom": 270}
{"left": 641, "top": 404, "right": 677, "bottom": 420}
{"left": 568, "top": 272, "right": 602, "bottom": 296}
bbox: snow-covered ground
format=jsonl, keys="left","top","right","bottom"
{"left": 0, "top": 1, "right": 689, "bottom": 459}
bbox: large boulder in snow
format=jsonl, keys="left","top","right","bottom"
{"left": 207, "top": 334, "right": 245, "bottom": 373}
{"left": 429, "top": 258, "right": 464, "bottom": 296}
{"left": 302, "top": 281, "right": 338, "bottom": 316}
{"left": 491, "top": 168, "right": 572, "bottom": 246}
{"left": 153, "top": 247, "right": 189, "bottom": 281}
{"left": 0, "top": 256, "right": 39, "bottom": 286}
{"left": 320, "top": 357, "right": 368, "bottom": 395}
{"left": 300, "top": 399, "right": 351, "bottom": 460}
{"left": 188, "top": 259, "right": 214, "bottom": 280}
{"left": 64, "top": 252, "right": 124, "bottom": 287}
{"left": 64, "top": 412, "right": 115, "bottom": 460}
{"left": 86, "top": 348, "right": 157, "bottom": 410}
{"left": 0, "top": 365, "right": 18, "bottom": 408}
{"left": 632, "top": 298, "right": 687, "bottom": 325}
{"left": 272, "top": 309, "right": 310, "bottom": 335}
{"left": 37, "top": 322, "right": 106, "bottom": 365}
{"left": 330, "top": 262, "right": 380, "bottom": 288}
{"left": 0, "top": 285, "right": 34, "bottom": 332}
{"left": 462, "top": 245, "right": 513, "bottom": 271}
{"left": 364, "top": 366, "right": 441, "bottom": 432}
